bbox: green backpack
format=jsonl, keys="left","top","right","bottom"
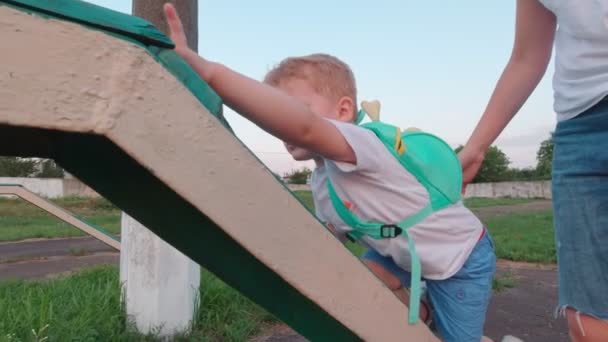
{"left": 326, "top": 100, "right": 463, "bottom": 325}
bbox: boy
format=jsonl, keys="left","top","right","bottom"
{"left": 163, "top": 4, "right": 496, "bottom": 341}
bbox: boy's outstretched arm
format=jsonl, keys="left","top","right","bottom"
{"left": 163, "top": 4, "right": 355, "bottom": 164}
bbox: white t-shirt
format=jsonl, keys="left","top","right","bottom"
{"left": 311, "top": 120, "right": 484, "bottom": 280}
{"left": 538, "top": 0, "right": 608, "bottom": 121}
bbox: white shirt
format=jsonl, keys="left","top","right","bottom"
{"left": 311, "top": 120, "right": 484, "bottom": 280}
{"left": 539, "top": 0, "right": 608, "bottom": 120}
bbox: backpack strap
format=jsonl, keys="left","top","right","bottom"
{"left": 327, "top": 180, "right": 426, "bottom": 325}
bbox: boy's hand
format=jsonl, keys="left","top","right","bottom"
{"left": 162, "top": 4, "right": 353, "bottom": 164}
{"left": 163, "top": 3, "right": 217, "bottom": 82}
{"left": 162, "top": 3, "right": 190, "bottom": 57}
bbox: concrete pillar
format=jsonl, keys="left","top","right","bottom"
{"left": 120, "top": 214, "right": 200, "bottom": 336}
{"left": 119, "top": 1, "right": 201, "bottom": 337}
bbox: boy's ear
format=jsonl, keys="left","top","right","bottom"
{"left": 337, "top": 96, "right": 356, "bottom": 122}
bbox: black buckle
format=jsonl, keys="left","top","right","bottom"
{"left": 380, "top": 225, "right": 402, "bottom": 238}
{"left": 346, "top": 233, "right": 357, "bottom": 242}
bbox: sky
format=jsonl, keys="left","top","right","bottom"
{"left": 90, "top": 0, "right": 556, "bottom": 175}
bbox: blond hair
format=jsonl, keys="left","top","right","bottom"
{"left": 264, "top": 53, "right": 357, "bottom": 114}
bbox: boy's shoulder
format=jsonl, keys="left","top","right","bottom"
{"left": 324, "top": 119, "right": 401, "bottom": 174}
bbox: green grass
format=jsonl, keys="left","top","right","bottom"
{"left": 0, "top": 266, "right": 131, "bottom": 342}
{"left": 0, "top": 192, "right": 552, "bottom": 339}
{"left": 0, "top": 266, "right": 274, "bottom": 342}
{"left": 0, "top": 192, "right": 542, "bottom": 242}
{"left": 292, "top": 191, "right": 368, "bottom": 257}
{"left": 291, "top": 191, "right": 554, "bottom": 263}
{"left": 484, "top": 210, "right": 555, "bottom": 263}
{"left": 463, "top": 197, "right": 536, "bottom": 208}
{"left": 492, "top": 272, "right": 517, "bottom": 292}
{"left": 292, "top": 190, "right": 314, "bottom": 210}
{"left": 0, "top": 193, "right": 556, "bottom": 263}
{"left": 0, "top": 193, "right": 316, "bottom": 242}
{"left": 0, "top": 263, "right": 517, "bottom": 341}
{"left": 195, "top": 271, "right": 275, "bottom": 341}
{"left": 291, "top": 191, "right": 538, "bottom": 210}
{"left": 0, "top": 197, "right": 120, "bottom": 242}
{"left": 0, "top": 192, "right": 556, "bottom": 263}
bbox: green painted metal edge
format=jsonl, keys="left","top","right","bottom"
{"left": 2, "top": 0, "right": 173, "bottom": 47}
{"left": 71, "top": 214, "right": 120, "bottom": 242}
{"left": 0, "top": 0, "right": 227, "bottom": 128}
{"left": 47, "top": 130, "right": 361, "bottom": 342}
{"left": 151, "top": 47, "right": 227, "bottom": 128}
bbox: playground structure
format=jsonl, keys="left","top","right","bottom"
{"left": 0, "top": 1, "right": 437, "bottom": 341}
{"left": 0, "top": 184, "right": 120, "bottom": 250}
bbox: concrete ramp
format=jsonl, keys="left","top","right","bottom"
{"left": 0, "top": 184, "right": 119, "bottom": 250}
{"left": 0, "top": 1, "right": 436, "bottom": 341}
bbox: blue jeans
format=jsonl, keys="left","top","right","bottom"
{"left": 362, "top": 233, "right": 496, "bottom": 342}
{"left": 553, "top": 98, "right": 608, "bottom": 319}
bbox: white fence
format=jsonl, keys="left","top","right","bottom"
{"left": 463, "top": 181, "right": 551, "bottom": 199}
{"left": 0, "top": 177, "right": 99, "bottom": 198}
{"left": 288, "top": 181, "right": 552, "bottom": 199}
{"left": 0, "top": 178, "right": 552, "bottom": 200}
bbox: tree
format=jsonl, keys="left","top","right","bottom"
{"left": 284, "top": 167, "right": 312, "bottom": 185}
{"left": 455, "top": 145, "right": 511, "bottom": 183}
{"left": 536, "top": 133, "right": 554, "bottom": 180}
{"left": 36, "top": 159, "right": 65, "bottom": 178}
{"left": 0, "top": 157, "right": 37, "bottom": 177}
{"left": 507, "top": 167, "right": 538, "bottom": 181}
{"left": 0, "top": 157, "right": 66, "bottom": 178}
